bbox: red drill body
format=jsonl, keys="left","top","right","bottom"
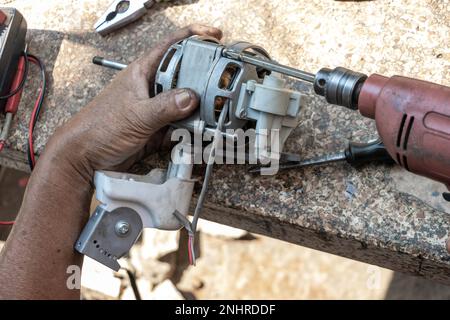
{"left": 358, "top": 75, "right": 450, "bottom": 188}
{"left": 312, "top": 66, "right": 450, "bottom": 189}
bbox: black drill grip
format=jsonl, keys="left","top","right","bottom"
{"left": 344, "top": 139, "right": 394, "bottom": 166}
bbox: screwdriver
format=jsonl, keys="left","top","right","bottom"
{"left": 249, "top": 139, "right": 394, "bottom": 174}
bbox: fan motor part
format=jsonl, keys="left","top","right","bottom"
{"left": 155, "top": 36, "right": 304, "bottom": 159}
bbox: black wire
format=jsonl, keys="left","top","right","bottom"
{"left": 27, "top": 140, "right": 33, "bottom": 171}
{"left": 26, "top": 54, "right": 46, "bottom": 171}
{"left": 0, "top": 51, "right": 29, "bottom": 100}
{"left": 123, "top": 268, "right": 142, "bottom": 300}
{"left": 28, "top": 54, "right": 46, "bottom": 127}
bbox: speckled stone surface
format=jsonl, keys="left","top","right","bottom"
{"left": 1, "top": 0, "right": 449, "bottom": 284}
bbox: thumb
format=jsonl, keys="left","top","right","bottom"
{"left": 136, "top": 88, "right": 199, "bottom": 133}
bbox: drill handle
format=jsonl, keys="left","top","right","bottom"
{"left": 345, "top": 139, "right": 394, "bottom": 166}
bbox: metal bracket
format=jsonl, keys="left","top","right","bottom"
{"left": 75, "top": 206, "right": 142, "bottom": 271}
{"left": 75, "top": 148, "right": 195, "bottom": 270}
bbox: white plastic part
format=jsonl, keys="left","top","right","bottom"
{"left": 75, "top": 147, "right": 195, "bottom": 270}
{"left": 235, "top": 73, "right": 303, "bottom": 162}
{"left": 94, "top": 147, "right": 194, "bottom": 230}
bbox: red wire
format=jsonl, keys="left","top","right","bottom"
{"left": 0, "top": 56, "right": 42, "bottom": 226}
{"left": 187, "top": 236, "right": 193, "bottom": 265}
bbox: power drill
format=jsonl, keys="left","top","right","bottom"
{"left": 313, "top": 67, "right": 450, "bottom": 190}
{"left": 223, "top": 50, "right": 450, "bottom": 190}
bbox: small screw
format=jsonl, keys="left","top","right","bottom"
{"left": 115, "top": 221, "right": 130, "bottom": 236}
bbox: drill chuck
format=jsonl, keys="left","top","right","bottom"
{"left": 313, "top": 67, "right": 367, "bottom": 110}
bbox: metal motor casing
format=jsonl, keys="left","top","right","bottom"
{"left": 155, "top": 36, "right": 271, "bottom": 131}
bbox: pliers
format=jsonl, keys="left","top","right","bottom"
{"left": 94, "top": 0, "right": 155, "bottom": 36}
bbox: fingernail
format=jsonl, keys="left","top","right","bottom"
{"left": 175, "top": 90, "right": 193, "bottom": 110}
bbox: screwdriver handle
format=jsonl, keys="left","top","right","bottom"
{"left": 344, "top": 139, "right": 394, "bottom": 166}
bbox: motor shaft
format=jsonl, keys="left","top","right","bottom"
{"left": 93, "top": 56, "right": 127, "bottom": 71}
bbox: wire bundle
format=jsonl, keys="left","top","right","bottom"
{"left": 187, "top": 105, "right": 228, "bottom": 265}
{"left": 0, "top": 51, "right": 46, "bottom": 226}
{"left": 25, "top": 54, "right": 46, "bottom": 170}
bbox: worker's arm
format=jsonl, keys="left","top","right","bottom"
{"left": 0, "top": 24, "right": 222, "bottom": 299}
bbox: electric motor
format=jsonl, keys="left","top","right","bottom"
{"left": 155, "top": 36, "right": 304, "bottom": 159}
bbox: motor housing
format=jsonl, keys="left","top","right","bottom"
{"left": 155, "top": 36, "right": 304, "bottom": 160}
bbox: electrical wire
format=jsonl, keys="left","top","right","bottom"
{"left": 0, "top": 53, "right": 46, "bottom": 225}
{"left": 25, "top": 54, "right": 46, "bottom": 171}
{"left": 123, "top": 268, "right": 142, "bottom": 300}
{"left": 0, "top": 51, "right": 29, "bottom": 100}
{"left": 187, "top": 235, "right": 193, "bottom": 265}
{"left": 187, "top": 105, "right": 228, "bottom": 264}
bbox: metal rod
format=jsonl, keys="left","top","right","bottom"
{"left": 93, "top": 56, "right": 127, "bottom": 71}
{"left": 92, "top": 52, "right": 316, "bottom": 84}
{"left": 248, "top": 152, "right": 346, "bottom": 174}
{"left": 279, "top": 152, "right": 346, "bottom": 169}
{"left": 223, "top": 49, "right": 316, "bottom": 83}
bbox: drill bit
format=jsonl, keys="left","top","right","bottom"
{"left": 248, "top": 152, "right": 345, "bottom": 174}
{"left": 223, "top": 49, "right": 316, "bottom": 83}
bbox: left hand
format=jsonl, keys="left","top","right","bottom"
{"left": 41, "top": 24, "right": 223, "bottom": 186}
{"left": 0, "top": 24, "right": 224, "bottom": 300}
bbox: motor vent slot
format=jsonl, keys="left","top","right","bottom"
{"left": 403, "top": 116, "right": 414, "bottom": 150}
{"left": 402, "top": 155, "right": 409, "bottom": 171}
{"left": 395, "top": 113, "right": 415, "bottom": 171}
{"left": 397, "top": 114, "right": 407, "bottom": 148}
{"left": 159, "top": 48, "right": 176, "bottom": 73}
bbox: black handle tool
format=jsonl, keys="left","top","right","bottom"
{"left": 249, "top": 139, "right": 394, "bottom": 174}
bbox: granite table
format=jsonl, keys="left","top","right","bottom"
{"left": 1, "top": 0, "right": 450, "bottom": 285}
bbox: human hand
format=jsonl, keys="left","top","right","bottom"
{"left": 42, "top": 24, "right": 222, "bottom": 185}
{"left": 0, "top": 25, "right": 226, "bottom": 300}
